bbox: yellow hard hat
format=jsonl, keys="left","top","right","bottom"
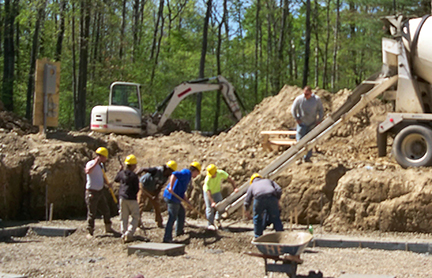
{"left": 250, "top": 173, "right": 263, "bottom": 184}
{"left": 95, "top": 147, "right": 108, "bottom": 158}
{"left": 166, "top": 160, "right": 178, "bottom": 171}
{"left": 190, "top": 161, "right": 202, "bottom": 172}
{"left": 206, "top": 164, "right": 217, "bottom": 176}
{"left": 124, "top": 154, "right": 137, "bottom": 165}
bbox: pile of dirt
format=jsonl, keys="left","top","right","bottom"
{"left": 1, "top": 84, "right": 432, "bottom": 233}
{"left": 0, "top": 111, "right": 38, "bottom": 135}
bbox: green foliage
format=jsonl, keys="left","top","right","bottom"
{"left": 1, "top": 0, "right": 432, "bottom": 131}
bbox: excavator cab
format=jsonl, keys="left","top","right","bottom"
{"left": 90, "top": 82, "right": 143, "bottom": 134}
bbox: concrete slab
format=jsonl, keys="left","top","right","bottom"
{"left": 31, "top": 226, "right": 76, "bottom": 237}
{"left": 339, "top": 274, "right": 395, "bottom": 278}
{"left": 128, "top": 242, "right": 185, "bottom": 256}
{"left": 0, "top": 226, "right": 29, "bottom": 239}
{"left": 0, "top": 272, "right": 28, "bottom": 278}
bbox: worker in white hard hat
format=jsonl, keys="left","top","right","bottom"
{"left": 244, "top": 173, "right": 284, "bottom": 238}
{"left": 136, "top": 160, "right": 178, "bottom": 228}
{"left": 203, "top": 164, "right": 237, "bottom": 229}
{"left": 84, "top": 147, "right": 117, "bottom": 238}
{"left": 114, "top": 154, "right": 140, "bottom": 243}
{"left": 162, "top": 162, "right": 201, "bottom": 243}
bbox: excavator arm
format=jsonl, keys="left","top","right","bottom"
{"left": 147, "top": 76, "right": 243, "bottom": 134}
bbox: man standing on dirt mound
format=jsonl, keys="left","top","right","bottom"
{"left": 291, "top": 85, "right": 324, "bottom": 162}
{"left": 203, "top": 164, "right": 237, "bottom": 229}
{"left": 244, "top": 173, "right": 283, "bottom": 238}
{"left": 114, "top": 154, "right": 140, "bottom": 243}
{"left": 162, "top": 162, "right": 201, "bottom": 243}
{"left": 136, "top": 160, "right": 178, "bottom": 228}
{"left": 84, "top": 147, "right": 117, "bottom": 238}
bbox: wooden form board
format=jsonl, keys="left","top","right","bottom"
{"left": 32, "top": 58, "right": 61, "bottom": 127}
{"left": 261, "top": 130, "right": 297, "bottom": 151}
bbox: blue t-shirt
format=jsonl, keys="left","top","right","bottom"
{"left": 163, "top": 169, "right": 192, "bottom": 203}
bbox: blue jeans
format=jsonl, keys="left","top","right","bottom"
{"left": 203, "top": 191, "right": 223, "bottom": 226}
{"left": 296, "top": 123, "right": 315, "bottom": 159}
{"left": 163, "top": 198, "right": 185, "bottom": 242}
{"left": 253, "top": 195, "right": 283, "bottom": 238}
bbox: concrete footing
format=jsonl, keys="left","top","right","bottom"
{"left": 0, "top": 227, "right": 29, "bottom": 239}
{"left": 309, "top": 237, "right": 432, "bottom": 254}
{"left": 0, "top": 272, "right": 28, "bottom": 278}
{"left": 128, "top": 242, "right": 185, "bottom": 256}
{"left": 31, "top": 226, "right": 76, "bottom": 237}
{"left": 339, "top": 274, "right": 396, "bottom": 278}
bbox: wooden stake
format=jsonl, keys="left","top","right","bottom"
{"left": 294, "top": 207, "right": 298, "bottom": 225}
{"left": 49, "top": 203, "right": 54, "bottom": 221}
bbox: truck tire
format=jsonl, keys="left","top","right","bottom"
{"left": 392, "top": 125, "right": 432, "bottom": 168}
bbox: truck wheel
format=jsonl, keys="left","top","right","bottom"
{"left": 392, "top": 125, "right": 432, "bottom": 168}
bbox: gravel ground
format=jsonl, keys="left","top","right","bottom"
{"left": 1, "top": 213, "right": 432, "bottom": 278}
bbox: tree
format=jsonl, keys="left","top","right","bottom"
{"left": 2, "top": 0, "right": 19, "bottom": 111}
{"left": 75, "top": 0, "right": 91, "bottom": 130}
{"left": 195, "top": 0, "right": 212, "bottom": 130}
{"left": 26, "top": 0, "right": 47, "bottom": 120}
{"left": 302, "top": 0, "right": 311, "bottom": 88}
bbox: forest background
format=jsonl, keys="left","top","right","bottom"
{"left": 1, "top": 0, "right": 432, "bottom": 133}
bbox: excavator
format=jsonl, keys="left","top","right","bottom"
{"left": 90, "top": 76, "right": 243, "bottom": 135}
{"left": 216, "top": 15, "right": 432, "bottom": 217}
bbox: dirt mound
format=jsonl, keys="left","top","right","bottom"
{"left": 0, "top": 110, "right": 38, "bottom": 135}
{"left": 143, "top": 113, "right": 191, "bottom": 135}
{"left": 2, "top": 84, "right": 432, "bottom": 234}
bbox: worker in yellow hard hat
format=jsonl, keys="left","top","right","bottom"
{"left": 244, "top": 173, "right": 283, "bottom": 238}
{"left": 203, "top": 164, "right": 237, "bottom": 229}
{"left": 84, "top": 147, "right": 117, "bottom": 238}
{"left": 135, "top": 160, "right": 178, "bottom": 228}
{"left": 162, "top": 161, "right": 201, "bottom": 243}
{"left": 114, "top": 154, "right": 140, "bottom": 243}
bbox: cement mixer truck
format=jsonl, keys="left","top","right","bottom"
{"left": 215, "top": 15, "right": 432, "bottom": 217}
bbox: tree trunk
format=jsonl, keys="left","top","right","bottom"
{"left": 55, "top": 0, "right": 66, "bottom": 61}
{"left": 213, "top": 0, "right": 227, "bottom": 134}
{"left": 313, "top": 0, "right": 319, "bottom": 88}
{"left": 2, "top": 0, "right": 18, "bottom": 111}
{"left": 132, "top": 0, "right": 140, "bottom": 60}
{"left": 331, "top": 0, "right": 340, "bottom": 92}
{"left": 302, "top": 0, "right": 311, "bottom": 88}
{"left": 25, "top": 0, "right": 47, "bottom": 119}
{"left": 72, "top": 2, "right": 78, "bottom": 127}
{"left": 276, "top": 0, "right": 289, "bottom": 92}
{"left": 119, "top": 0, "right": 127, "bottom": 59}
{"left": 75, "top": 0, "right": 91, "bottom": 130}
{"left": 195, "top": 0, "right": 212, "bottom": 131}
{"left": 322, "top": 0, "right": 330, "bottom": 89}
{"left": 150, "top": 0, "right": 164, "bottom": 61}
{"left": 254, "top": 0, "right": 261, "bottom": 104}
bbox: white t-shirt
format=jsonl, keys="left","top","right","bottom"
{"left": 85, "top": 160, "right": 104, "bottom": 191}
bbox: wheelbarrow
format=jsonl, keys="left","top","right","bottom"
{"left": 246, "top": 231, "right": 313, "bottom": 277}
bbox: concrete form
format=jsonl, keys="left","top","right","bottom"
{"left": 0, "top": 227, "right": 29, "bottom": 239}
{"left": 128, "top": 242, "right": 185, "bottom": 256}
{"left": 0, "top": 273, "right": 28, "bottom": 278}
{"left": 31, "top": 226, "right": 76, "bottom": 237}
{"left": 308, "top": 235, "right": 432, "bottom": 254}
{"left": 339, "top": 274, "right": 396, "bottom": 278}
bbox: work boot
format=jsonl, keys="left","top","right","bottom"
{"left": 104, "top": 223, "right": 118, "bottom": 234}
{"left": 86, "top": 227, "right": 94, "bottom": 239}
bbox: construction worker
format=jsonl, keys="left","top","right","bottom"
{"left": 203, "top": 164, "right": 237, "bottom": 228}
{"left": 291, "top": 85, "right": 324, "bottom": 162}
{"left": 84, "top": 147, "right": 117, "bottom": 238}
{"left": 136, "top": 160, "right": 178, "bottom": 228}
{"left": 162, "top": 162, "right": 201, "bottom": 243}
{"left": 244, "top": 173, "right": 284, "bottom": 238}
{"left": 114, "top": 155, "right": 140, "bottom": 243}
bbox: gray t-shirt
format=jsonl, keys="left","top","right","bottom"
{"left": 85, "top": 160, "right": 104, "bottom": 191}
{"left": 291, "top": 94, "right": 324, "bottom": 126}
